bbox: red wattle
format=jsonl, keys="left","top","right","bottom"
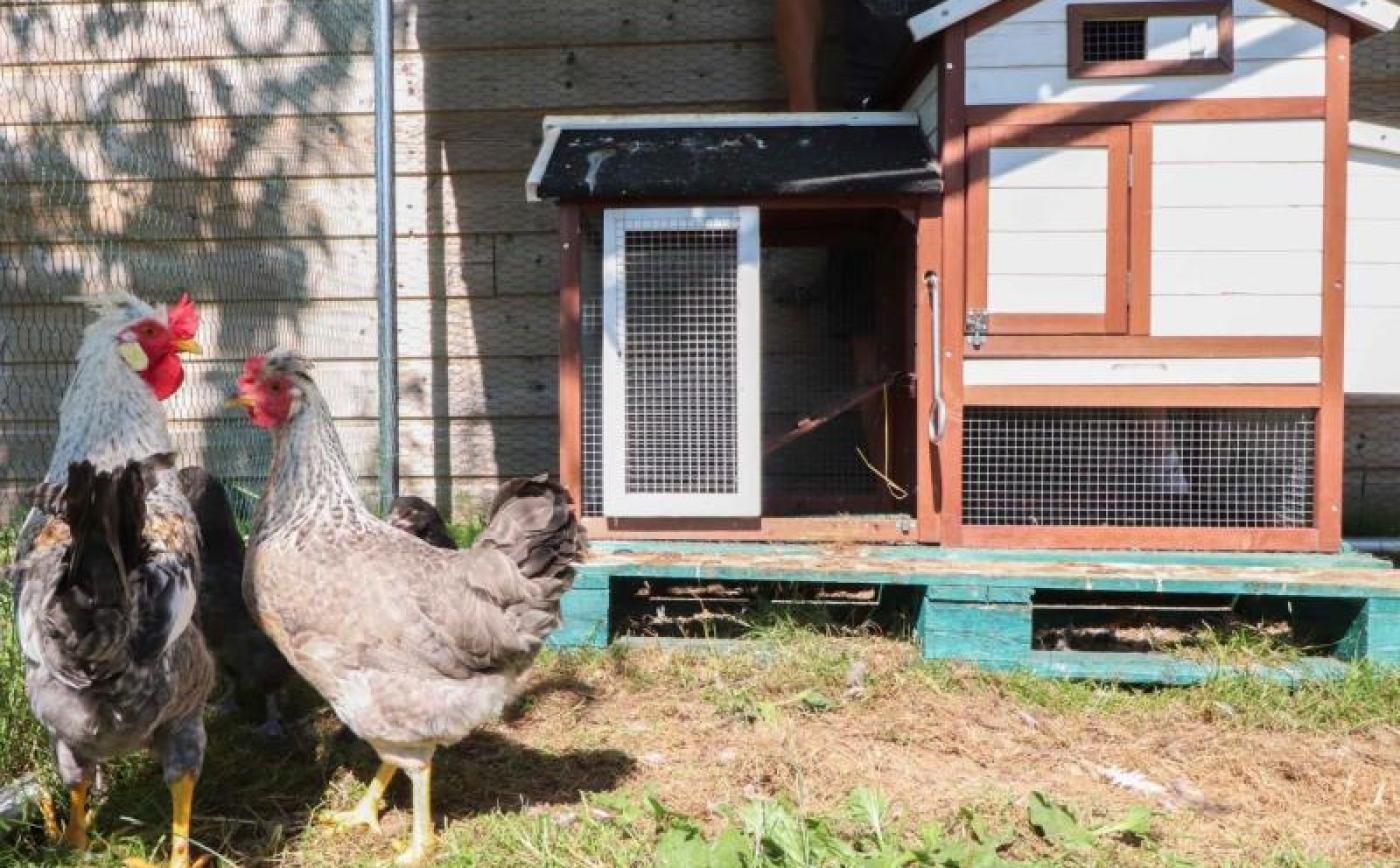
{"left": 141, "top": 351, "right": 186, "bottom": 401}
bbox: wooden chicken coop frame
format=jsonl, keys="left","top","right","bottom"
{"left": 530, "top": 0, "right": 1400, "bottom": 554}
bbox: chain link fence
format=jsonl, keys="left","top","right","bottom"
{"left": 0, "top": 0, "right": 383, "bottom": 526}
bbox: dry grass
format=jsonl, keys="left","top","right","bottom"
{"left": 0, "top": 628, "right": 1395, "bottom": 866}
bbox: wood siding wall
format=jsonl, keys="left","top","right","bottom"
{"left": 0, "top": 0, "right": 788, "bottom": 517}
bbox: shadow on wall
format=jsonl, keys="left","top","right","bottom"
{"left": 407, "top": 0, "right": 792, "bottom": 520}
{"left": 0, "top": 0, "right": 374, "bottom": 522}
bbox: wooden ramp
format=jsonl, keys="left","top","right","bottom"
{"left": 551, "top": 542, "right": 1400, "bottom": 684}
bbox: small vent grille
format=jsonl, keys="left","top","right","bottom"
{"left": 1082, "top": 18, "right": 1147, "bottom": 62}
{"left": 620, "top": 227, "right": 740, "bottom": 496}
{"left": 963, "top": 408, "right": 1315, "bottom": 528}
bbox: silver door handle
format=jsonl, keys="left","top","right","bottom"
{"left": 926, "top": 271, "right": 948, "bottom": 444}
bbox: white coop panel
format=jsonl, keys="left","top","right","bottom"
{"left": 987, "top": 145, "right": 1109, "bottom": 315}
{"left": 1346, "top": 125, "right": 1400, "bottom": 396}
{"left": 602, "top": 207, "right": 762, "bottom": 517}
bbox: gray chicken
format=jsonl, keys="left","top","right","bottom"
{"left": 388, "top": 496, "right": 460, "bottom": 550}
{"left": 9, "top": 292, "right": 213, "bottom": 868}
{"left": 231, "top": 349, "right": 583, "bottom": 866}
{"left": 179, "top": 466, "right": 293, "bottom": 735}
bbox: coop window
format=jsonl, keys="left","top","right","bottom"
{"left": 601, "top": 207, "right": 761, "bottom": 518}
{"left": 1069, "top": 2, "right": 1232, "bottom": 78}
{"left": 962, "top": 407, "right": 1315, "bottom": 528}
{"left": 1082, "top": 19, "right": 1147, "bottom": 62}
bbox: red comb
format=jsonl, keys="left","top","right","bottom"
{"left": 168, "top": 293, "right": 198, "bottom": 340}
{"left": 239, "top": 355, "right": 267, "bottom": 384}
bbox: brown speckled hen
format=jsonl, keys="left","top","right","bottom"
{"left": 232, "top": 350, "right": 583, "bottom": 865}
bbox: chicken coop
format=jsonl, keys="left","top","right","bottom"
{"left": 530, "top": 0, "right": 1400, "bottom": 556}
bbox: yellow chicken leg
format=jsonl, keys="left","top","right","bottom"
{"left": 394, "top": 763, "right": 434, "bottom": 867}
{"left": 122, "top": 773, "right": 207, "bottom": 868}
{"left": 321, "top": 763, "right": 397, "bottom": 834}
{"left": 60, "top": 781, "right": 91, "bottom": 850}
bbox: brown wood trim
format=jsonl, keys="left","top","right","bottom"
{"left": 915, "top": 199, "right": 943, "bottom": 544}
{"left": 1068, "top": 1, "right": 1233, "bottom": 80}
{"left": 1129, "top": 121, "right": 1153, "bottom": 335}
{"left": 576, "top": 195, "right": 925, "bottom": 212}
{"left": 1317, "top": 14, "right": 1350, "bottom": 552}
{"left": 1254, "top": 0, "right": 1328, "bottom": 28}
{"left": 939, "top": 22, "right": 969, "bottom": 546}
{"left": 967, "top": 123, "right": 1130, "bottom": 337}
{"left": 964, "top": 384, "right": 1324, "bottom": 407}
{"left": 583, "top": 515, "right": 918, "bottom": 543}
{"left": 970, "top": 336, "right": 1323, "bottom": 358}
{"left": 965, "top": 97, "right": 1325, "bottom": 126}
{"left": 558, "top": 205, "right": 583, "bottom": 515}
{"left": 959, "top": 525, "right": 1321, "bottom": 552}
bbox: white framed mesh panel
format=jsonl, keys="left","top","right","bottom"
{"left": 602, "top": 207, "right": 761, "bottom": 517}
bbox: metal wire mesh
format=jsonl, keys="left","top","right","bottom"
{"left": 963, "top": 407, "right": 1316, "bottom": 528}
{"left": 0, "top": 0, "right": 376, "bottom": 526}
{"left": 618, "top": 224, "right": 741, "bottom": 496}
{"left": 1082, "top": 19, "right": 1147, "bottom": 62}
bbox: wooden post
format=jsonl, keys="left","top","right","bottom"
{"left": 938, "top": 24, "right": 969, "bottom": 547}
{"left": 915, "top": 198, "right": 942, "bottom": 543}
{"left": 1317, "top": 15, "right": 1350, "bottom": 552}
{"left": 559, "top": 205, "right": 584, "bottom": 514}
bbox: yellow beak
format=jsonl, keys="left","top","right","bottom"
{"left": 174, "top": 338, "right": 203, "bottom": 355}
{"left": 225, "top": 394, "right": 256, "bottom": 410}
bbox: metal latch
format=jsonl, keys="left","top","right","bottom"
{"left": 965, "top": 309, "right": 989, "bottom": 350}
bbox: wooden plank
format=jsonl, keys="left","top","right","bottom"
{"left": 0, "top": 415, "right": 558, "bottom": 482}
{"left": 1153, "top": 163, "right": 1324, "bottom": 206}
{"left": 939, "top": 23, "right": 969, "bottom": 546}
{"left": 1003, "top": 650, "right": 1348, "bottom": 684}
{"left": 915, "top": 200, "right": 941, "bottom": 544}
{"left": 0, "top": 102, "right": 778, "bottom": 182}
{"left": 959, "top": 525, "right": 1323, "bottom": 551}
{"left": 987, "top": 275, "right": 1107, "bottom": 314}
{"left": 1345, "top": 308, "right": 1400, "bottom": 393}
{"left": 1151, "top": 294, "right": 1323, "bottom": 335}
{"left": 988, "top": 233, "right": 1107, "bottom": 274}
{"left": 966, "top": 58, "right": 1326, "bottom": 106}
{"left": 963, "top": 383, "right": 1324, "bottom": 406}
{"left": 1316, "top": 13, "right": 1351, "bottom": 551}
{"left": 1153, "top": 118, "right": 1326, "bottom": 160}
{"left": 558, "top": 206, "right": 582, "bottom": 515}
{"left": 0, "top": 236, "right": 499, "bottom": 302}
{"left": 966, "top": 96, "right": 1327, "bottom": 124}
{"left": 0, "top": 43, "right": 786, "bottom": 124}
{"left": 963, "top": 356, "right": 1322, "bottom": 385}
{"left": 1152, "top": 206, "right": 1323, "bottom": 251}
{"left": 0, "top": 173, "right": 552, "bottom": 243}
{"left": 582, "top": 515, "right": 918, "bottom": 544}
{"left": 972, "top": 335, "right": 1323, "bottom": 357}
{"left": 0, "top": 356, "right": 559, "bottom": 422}
{"left": 1348, "top": 219, "right": 1400, "bottom": 262}
{"left": 0, "top": 0, "right": 774, "bottom": 63}
{"left": 1153, "top": 250, "right": 1323, "bottom": 295}
{"left": 988, "top": 146, "right": 1108, "bottom": 186}
{"left": 1129, "top": 121, "right": 1152, "bottom": 334}
{"left": 987, "top": 188, "right": 1106, "bottom": 230}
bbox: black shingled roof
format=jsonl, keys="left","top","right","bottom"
{"left": 532, "top": 122, "right": 941, "bottom": 202}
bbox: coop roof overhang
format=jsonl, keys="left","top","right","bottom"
{"left": 906, "top": 0, "right": 1399, "bottom": 39}
{"left": 526, "top": 113, "right": 942, "bottom": 204}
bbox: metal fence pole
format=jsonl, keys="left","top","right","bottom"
{"left": 373, "top": 0, "right": 399, "bottom": 513}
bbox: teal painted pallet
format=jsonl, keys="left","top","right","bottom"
{"left": 549, "top": 543, "right": 1400, "bottom": 683}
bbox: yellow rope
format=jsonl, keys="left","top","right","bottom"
{"left": 856, "top": 383, "right": 908, "bottom": 501}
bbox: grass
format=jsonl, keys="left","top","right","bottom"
{"left": 0, "top": 530, "right": 1397, "bottom": 866}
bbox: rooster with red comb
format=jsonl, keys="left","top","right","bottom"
{"left": 8, "top": 291, "right": 215, "bottom": 868}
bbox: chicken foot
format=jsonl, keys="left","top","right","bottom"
{"left": 121, "top": 774, "right": 208, "bottom": 868}
{"left": 39, "top": 778, "right": 93, "bottom": 850}
{"left": 320, "top": 763, "right": 397, "bottom": 833}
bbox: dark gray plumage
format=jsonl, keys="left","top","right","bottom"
{"left": 387, "top": 495, "right": 459, "bottom": 549}
{"left": 179, "top": 466, "right": 293, "bottom": 735}
{"left": 13, "top": 458, "right": 214, "bottom": 859}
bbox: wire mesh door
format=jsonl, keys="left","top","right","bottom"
{"left": 0, "top": 0, "right": 380, "bottom": 527}
{"left": 601, "top": 207, "right": 762, "bottom": 518}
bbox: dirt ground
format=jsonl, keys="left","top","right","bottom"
{"left": 283, "top": 637, "right": 1399, "bottom": 867}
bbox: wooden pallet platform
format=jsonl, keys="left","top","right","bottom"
{"left": 551, "top": 542, "right": 1400, "bottom": 683}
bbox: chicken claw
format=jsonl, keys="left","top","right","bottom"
{"left": 394, "top": 763, "right": 435, "bottom": 867}
{"left": 59, "top": 781, "right": 91, "bottom": 850}
{"left": 319, "top": 763, "right": 397, "bottom": 834}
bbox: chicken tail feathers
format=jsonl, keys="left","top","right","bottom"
{"left": 474, "top": 475, "right": 586, "bottom": 644}
{"left": 25, "top": 458, "right": 165, "bottom": 689}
